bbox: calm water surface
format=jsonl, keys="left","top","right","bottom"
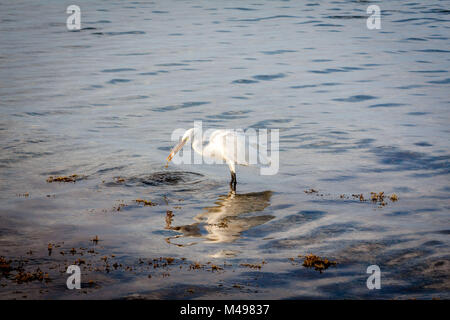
{"left": 0, "top": 0, "right": 449, "bottom": 299}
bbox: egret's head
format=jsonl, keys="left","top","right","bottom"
{"left": 166, "top": 128, "right": 195, "bottom": 165}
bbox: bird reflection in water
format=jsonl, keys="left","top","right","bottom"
{"left": 165, "top": 190, "right": 274, "bottom": 246}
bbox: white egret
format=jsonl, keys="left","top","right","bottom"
{"left": 166, "top": 128, "right": 269, "bottom": 190}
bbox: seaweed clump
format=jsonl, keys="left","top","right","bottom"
{"left": 189, "top": 262, "right": 204, "bottom": 270}
{"left": 302, "top": 254, "right": 337, "bottom": 273}
{"left": 370, "top": 192, "right": 399, "bottom": 206}
{"left": 0, "top": 257, "right": 12, "bottom": 276}
{"left": 14, "top": 269, "right": 50, "bottom": 284}
{"left": 165, "top": 210, "right": 174, "bottom": 229}
{"left": 389, "top": 193, "right": 399, "bottom": 201}
{"left": 240, "top": 263, "right": 262, "bottom": 270}
{"left": 370, "top": 191, "right": 385, "bottom": 203}
{"left": 341, "top": 192, "right": 399, "bottom": 206}
{"left": 135, "top": 199, "right": 156, "bottom": 206}
{"left": 47, "top": 174, "right": 79, "bottom": 183}
{"left": 91, "top": 235, "right": 100, "bottom": 244}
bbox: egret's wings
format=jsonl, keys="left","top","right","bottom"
{"left": 208, "top": 129, "right": 270, "bottom": 166}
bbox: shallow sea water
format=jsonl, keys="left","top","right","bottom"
{"left": 0, "top": 0, "right": 449, "bottom": 299}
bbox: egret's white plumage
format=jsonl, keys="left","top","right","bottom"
{"left": 166, "top": 128, "right": 269, "bottom": 190}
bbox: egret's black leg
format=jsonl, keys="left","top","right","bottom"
{"left": 230, "top": 171, "right": 237, "bottom": 191}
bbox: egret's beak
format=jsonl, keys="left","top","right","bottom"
{"left": 166, "top": 137, "right": 188, "bottom": 167}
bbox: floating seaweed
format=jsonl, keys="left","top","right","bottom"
{"left": 189, "top": 262, "right": 204, "bottom": 270}
{"left": 92, "top": 235, "right": 99, "bottom": 243}
{"left": 211, "top": 265, "right": 223, "bottom": 272}
{"left": 165, "top": 257, "right": 175, "bottom": 264}
{"left": 113, "top": 202, "right": 127, "bottom": 211}
{"left": 240, "top": 263, "right": 262, "bottom": 270}
{"left": 16, "top": 193, "right": 29, "bottom": 197}
{"left": 0, "top": 257, "right": 12, "bottom": 276}
{"left": 46, "top": 174, "right": 80, "bottom": 183}
{"left": 309, "top": 189, "right": 399, "bottom": 207}
{"left": 371, "top": 191, "right": 385, "bottom": 202}
{"left": 165, "top": 210, "right": 174, "bottom": 229}
{"left": 351, "top": 193, "right": 365, "bottom": 201}
{"left": 302, "top": 254, "right": 337, "bottom": 273}
{"left": 390, "top": 193, "right": 399, "bottom": 201}
{"left": 14, "top": 268, "right": 50, "bottom": 283}
{"left": 135, "top": 199, "right": 155, "bottom": 206}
